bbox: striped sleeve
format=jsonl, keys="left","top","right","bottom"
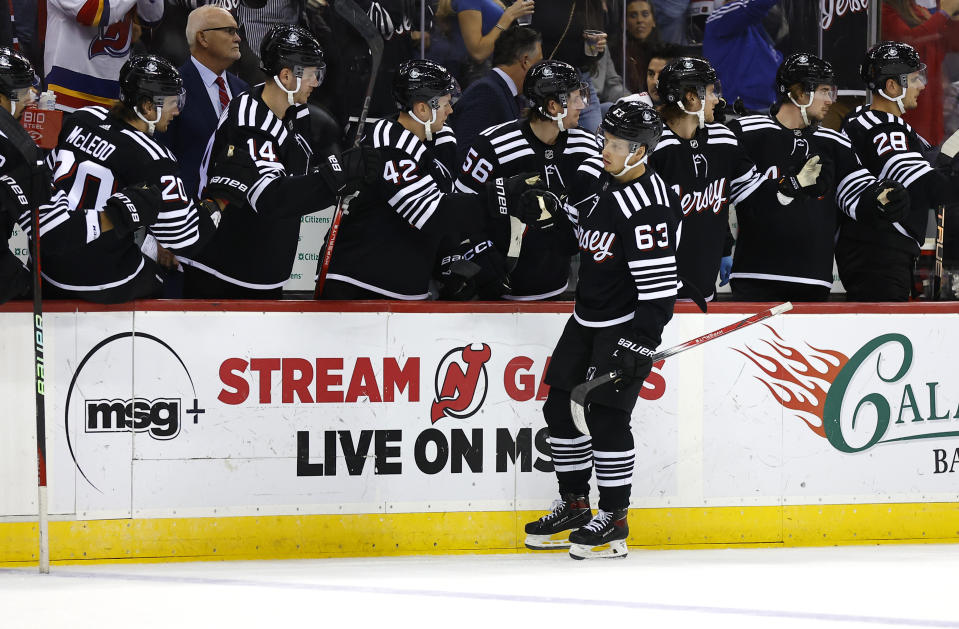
{"left": 613, "top": 175, "right": 679, "bottom": 302}
{"left": 373, "top": 119, "right": 445, "bottom": 230}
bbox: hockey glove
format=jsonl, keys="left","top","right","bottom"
{"left": 488, "top": 172, "right": 547, "bottom": 224}
{"left": 316, "top": 146, "right": 384, "bottom": 196}
{"left": 205, "top": 144, "right": 258, "bottom": 207}
{"left": 461, "top": 238, "right": 511, "bottom": 299}
{"left": 609, "top": 335, "right": 656, "bottom": 387}
{"left": 0, "top": 173, "right": 30, "bottom": 219}
{"left": 438, "top": 249, "right": 482, "bottom": 301}
{"left": 862, "top": 179, "right": 909, "bottom": 224}
{"left": 719, "top": 255, "right": 733, "bottom": 286}
{"left": 520, "top": 189, "right": 562, "bottom": 230}
{"left": 103, "top": 183, "right": 162, "bottom": 239}
{"left": 777, "top": 155, "right": 822, "bottom": 199}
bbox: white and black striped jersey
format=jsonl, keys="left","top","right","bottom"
{"left": 33, "top": 106, "right": 216, "bottom": 295}
{"left": 324, "top": 119, "right": 475, "bottom": 299}
{"left": 650, "top": 122, "right": 768, "bottom": 301}
{"left": 569, "top": 156, "right": 681, "bottom": 344}
{"left": 456, "top": 119, "right": 601, "bottom": 300}
{"left": 180, "top": 85, "right": 340, "bottom": 291}
{"left": 841, "top": 106, "right": 952, "bottom": 255}
{"left": 726, "top": 114, "right": 877, "bottom": 288}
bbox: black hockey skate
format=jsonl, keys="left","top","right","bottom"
{"left": 524, "top": 493, "right": 592, "bottom": 550}
{"left": 568, "top": 508, "right": 629, "bottom": 560}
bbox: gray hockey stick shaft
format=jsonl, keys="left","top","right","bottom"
{"left": 315, "top": 0, "right": 384, "bottom": 298}
{"left": 570, "top": 302, "right": 793, "bottom": 435}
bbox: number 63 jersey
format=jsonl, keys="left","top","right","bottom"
{"left": 570, "top": 157, "right": 682, "bottom": 344}
{"left": 37, "top": 106, "right": 216, "bottom": 295}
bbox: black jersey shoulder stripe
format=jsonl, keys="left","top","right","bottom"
{"left": 706, "top": 123, "right": 736, "bottom": 138}
{"left": 294, "top": 106, "right": 310, "bottom": 119}
{"left": 433, "top": 125, "right": 456, "bottom": 147}
{"left": 834, "top": 168, "right": 874, "bottom": 219}
{"left": 372, "top": 119, "right": 428, "bottom": 162}
{"left": 79, "top": 105, "right": 110, "bottom": 120}
{"left": 813, "top": 126, "right": 852, "bottom": 149}
{"left": 121, "top": 128, "right": 166, "bottom": 161}
{"left": 235, "top": 93, "right": 288, "bottom": 145}
{"left": 578, "top": 155, "right": 604, "bottom": 179}
{"left": 479, "top": 120, "right": 514, "bottom": 137}
{"left": 492, "top": 130, "right": 535, "bottom": 164}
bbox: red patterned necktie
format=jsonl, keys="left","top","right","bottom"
{"left": 214, "top": 76, "right": 230, "bottom": 113}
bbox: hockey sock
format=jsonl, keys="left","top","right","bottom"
{"left": 588, "top": 403, "right": 635, "bottom": 511}
{"left": 543, "top": 389, "right": 593, "bottom": 493}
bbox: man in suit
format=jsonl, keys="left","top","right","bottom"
{"left": 451, "top": 26, "right": 543, "bottom": 162}
{"left": 159, "top": 4, "right": 250, "bottom": 198}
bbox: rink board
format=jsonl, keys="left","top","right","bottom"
{"left": 2, "top": 301, "right": 959, "bottom": 564}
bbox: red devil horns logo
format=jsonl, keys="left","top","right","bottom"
{"left": 431, "top": 344, "right": 492, "bottom": 423}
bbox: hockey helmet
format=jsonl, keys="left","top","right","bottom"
{"left": 0, "top": 47, "right": 37, "bottom": 99}
{"left": 860, "top": 41, "right": 925, "bottom": 91}
{"left": 776, "top": 53, "right": 836, "bottom": 100}
{"left": 119, "top": 55, "right": 185, "bottom": 111}
{"left": 600, "top": 100, "right": 663, "bottom": 156}
{"left": 523, "top": 60, "right": 586, "bottom": 116}
{"left": 259, "top": 25, "right": 326, "bottom": 83}
{"left": 657, "top": 57, "right": 718, "bottom": 106}
{"left": 392, "top": 59, "right": 457, "bottom": 111}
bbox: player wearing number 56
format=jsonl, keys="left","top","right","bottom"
{"left": 29, "top": 55, "right": 225, "bottom": 304}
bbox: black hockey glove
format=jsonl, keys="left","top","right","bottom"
{"left": 205, "top": 144, "right": 258, "bottom": 207}
{"left": 103, "top": 183, "right": 162, "bottom": 239}
{"left": 315, "top": 146, "right": 384, "bottom": 196}
{"left": 609, "top": 335, "right": 656, "bottom": 387}
{"left": 777, "top": 155, "right": 822, "bottom": 199}
{"left": 461, "top": 238, "right": 511, "bottom": 299}
{"left": 862, "top": 179, "right": 909, "bottom": 224}
{"left": 0, "top": 173, "right": 30, "bottom": 219}
{"left": 488, "top": 172, "right": 547, "bottom": 224}
{"left": 437, "top": 246, "right": 483, "bottom": 301}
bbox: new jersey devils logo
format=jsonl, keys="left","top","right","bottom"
{"left": 430, "top": 343, "right": 491, "bottom": 423}
{"left": 89, "top": 13, "right": 134, "bottom": 59}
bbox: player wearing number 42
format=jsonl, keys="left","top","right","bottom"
{"left": 525, "top": 101, "right": 681, "bottom": 560}
{"left": 179, "top": 25, "right": 380, "bottom": 299}
{"left": 838, "top": 41, "right": 959, "bottom": 301}
{"left": 28, "top": 54, "right": 225, "bottom": 304}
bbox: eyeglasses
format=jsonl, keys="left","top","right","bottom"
{"left": 203, "top": 26, "right": 239, "bottom": 37}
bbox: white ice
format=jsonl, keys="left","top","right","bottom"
{"left": 1, "top": 545, "right": 958, "bottom": 628}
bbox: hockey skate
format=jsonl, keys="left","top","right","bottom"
{"left": 524, "top": 493, "right": 592, "bottom": 550}
{"left": 568, "top": 508, "right": 629, "bottom": 560}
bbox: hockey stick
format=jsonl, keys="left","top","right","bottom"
{"left": 314, "top": 0, "right": 384, "bottom": 299}
{"left": 30, "top": 164, "right": 50, "bottom": 574}
{"left": 934, "top": 204, "right": 945, "bottom": 300}
{"left": 570, "top": 302, "right": 793, "bottom": 435}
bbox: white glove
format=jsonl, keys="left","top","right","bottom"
{"left": 797, "top": 155, "right": 822, "bottom": 187}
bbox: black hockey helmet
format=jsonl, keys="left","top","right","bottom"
{"left": 600, "top": 100, "right": 664, "bottom": 154}
{"left": 392, "top": 59, "right": 457, "bottom": 110}
{"left": 860, "top": 41, "right": 925, "bottom": 91}
{"left": 523, "top": 59, "right": 584, "bottom": 115}
{"left": 776, "top": 52, "right": 835, "bottom": 99}
{"left": 119, "top": 54, "right": 185, "bottom": 110}
{"left": 0, "top": 47, "right": 38, "bottom": 100}
{"left": 259, "top": 24, "right": 326, "bottom": 81}
{"left": 657, "top": 57, "right": 717, "bottom": 105}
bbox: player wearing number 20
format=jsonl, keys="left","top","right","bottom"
{"left": 455, "top": 60, "right": 601, "bottom": 300}
{"left": 839, "top": 42, "right": 959, "bottom": 301}
{"left": 35, "top": 55, "right": 223, "bottom": 303}
{"left": 526, "top": 102, "right": 680, "bottom": 560}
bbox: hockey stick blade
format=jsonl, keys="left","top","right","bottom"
{"left": 570, "top": 302, "right": 793, "bottom": 435}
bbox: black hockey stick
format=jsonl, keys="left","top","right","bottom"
{"left": 570, "top": 302, "right": 793, "bottom": 435}
{"left": 30, "top": 163, "right": 50, "bottom": 574}
{"left": 933, "top": 204, "right": 945, "bottom": 300}
{"left": 314, "top": 0, "right": 384, "bottom": 299}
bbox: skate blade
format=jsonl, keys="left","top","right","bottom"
{"left": 525, "top": 533, "right": 573, "bottom": 550}
{"left": 568, "top": 539, "right": 628, "bottom": 560}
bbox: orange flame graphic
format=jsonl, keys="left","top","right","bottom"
{"left": 734, "top": 326, "right": 849, "bottom": 437}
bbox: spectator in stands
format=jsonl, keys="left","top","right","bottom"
{"left": 159, "top": 5, "right": 249, "bottom": 199}
{"left": 613, "top": 0, "right": 661, "bottom": 93}
{"left": 432, "top": 0, "right": 535, "bottom": 87}
{"left": 45, "top": 0, "right": 164, "bottom": 111}
{"left": 591, "top": 43, "right": 630, "bottom": 113}
{"left": 451, "top": 25, "right": 542, "bottom": 159}
{"left": 532, "top": 0, "right": 607, "bottom": 133}
{"left": 645, "top": 42, "right": 680, "bottom": 104}
{"left": 702, "top": 0, "right": 782, "bottom": 113}
{"left": 881, "top": 0, "right": 959, "bottom": 144}
{"left": 651, "top": 0, "right": 691, "bottom": 44}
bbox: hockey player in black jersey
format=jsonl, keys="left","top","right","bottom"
{"left": 32, "top": 54, "right": 226, "bottom": 303}
{"left": 726, "top": 53, "right": 906, "bottom": 302}
{"left": 320, "top": 59, "right": 547, "bottom": 300}
{"left": 650, "top": 57, "right": 771, "bottom": 302}
{"left": 455, "top": 59, "right": 601, "bottom": 300}
{"left": 180, "top": 25, "right": 376, "bottom": 299}
{"left": 839, "top": 42, "right": 958, "bottom": 301}
{"left": 525, "top": 101, "right": 681, "bottom": 560}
